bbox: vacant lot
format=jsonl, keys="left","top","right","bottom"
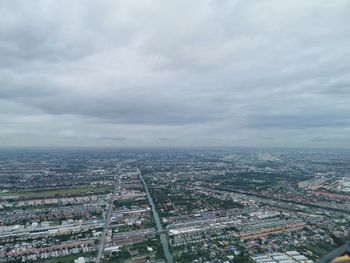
{"left": 0, "top": 186, "right": 113, "bottom": 198}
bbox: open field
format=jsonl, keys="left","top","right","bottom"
{"left": 37, "top": 251, "right": 96, "bottom": 263}
{"left": 0, "top": 186, "right": 113, "bottom": 198}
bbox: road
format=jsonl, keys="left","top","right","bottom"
{"left": 138, "top": 168, "right": 173, "bottom": 263}
{"left": 96, "top": 176, "right": 120, "bottom": 263}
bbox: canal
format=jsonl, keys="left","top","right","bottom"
{"left": 139, "top": 171, "right": 173, "bottom": 263}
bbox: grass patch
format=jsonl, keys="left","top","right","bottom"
{"left": 37, "top": 251, "right": 96, "bottom": 263}
{"left": 0, "top": 186, "right": 113, "bottom": 198}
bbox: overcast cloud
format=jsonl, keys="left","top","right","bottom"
{"left": 0, "top": 0, "right": 350, "bottom": 148}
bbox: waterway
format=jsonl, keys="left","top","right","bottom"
{"left": 139, "top": 171, "right": 173, "bottom": 263}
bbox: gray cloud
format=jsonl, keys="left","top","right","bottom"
{"left": 0, "top": 0, "right": 350, "bottom": 147}
{"left": 248, "top": 115, "right": 350, "bottom": 129}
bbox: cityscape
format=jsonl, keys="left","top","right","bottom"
{"left": 0, "top": 148, "right": 349, "bottom": 262}
{"left": 1, "top": 0, "right": 350, "bottom": 262}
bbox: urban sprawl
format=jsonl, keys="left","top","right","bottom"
{"left": 0, "top": 148, "right": 349, "bottom": 263}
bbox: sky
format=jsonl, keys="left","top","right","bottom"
{"left": 0, "top": 0, "right": 350, "bottom": 148}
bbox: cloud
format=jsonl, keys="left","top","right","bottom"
{"left": 0, "top": 0, "right": 350, "bottom": 147}
{"left": 248, "top": 115, "right": 350, "bottom": 129}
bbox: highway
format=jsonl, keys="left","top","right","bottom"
{"left": 138, "top": 168, "right": 173, "bottom": 263}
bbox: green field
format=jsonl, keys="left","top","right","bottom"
{"left": 37, "top": 251, "right": 96, "bottom": 263}
{"left": 0, "top": 186, "right": 113, "bottom": 198}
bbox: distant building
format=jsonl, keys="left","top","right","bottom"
{"left": 252, "top": 251, "right": 313, "bottom": 263}
{"left": 74, "top": 257, "right": 85, "bottom": 263}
